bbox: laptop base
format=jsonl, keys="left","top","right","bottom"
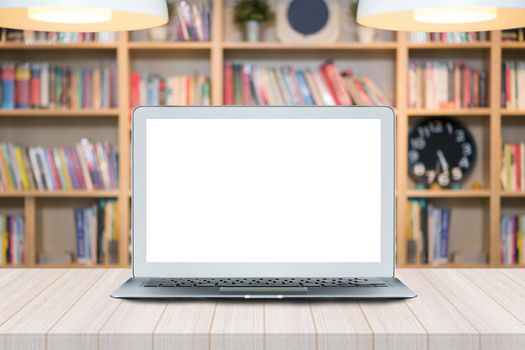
{"left": 111, "top": 277, "right": 416, "bottom": 299}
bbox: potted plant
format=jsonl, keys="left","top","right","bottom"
{"left": 350, "top": 1, "right": 377, "bottom": 43}
{"left": 149, "top": 0, "right": 175, "bottom": 42}
{"left": 234, "top": 0, "right": 275, "bottom": 42}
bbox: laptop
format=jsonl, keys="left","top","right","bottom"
{"left": 112, "top": 106, "right": 416, "bottom": 299}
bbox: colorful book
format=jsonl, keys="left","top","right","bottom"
{"left": 0, "top": 140, "right": 118, "bottom": 191}
{"left": 223, "top": 61, "right": 390, "bottom": 107}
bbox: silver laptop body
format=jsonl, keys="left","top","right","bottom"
{"left": 112, "top": 106, "right": 416, "bottom": 299}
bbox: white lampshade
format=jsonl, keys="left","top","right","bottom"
{"left": 0, "top": 0, "right": 168, "bottom": 32}
{"left": 357, "top": 0, "right": 525, "bottom": 32}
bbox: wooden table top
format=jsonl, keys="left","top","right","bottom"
{"left": 0, "top": 268, "right": 524, "bottom": 350}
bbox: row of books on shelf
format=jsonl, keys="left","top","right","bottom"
{"left": 0, "top": 62, "right": 117, "bottom": 110}
{"left": 502, "top": 28, "right": 525, "bottom": 42}
{"left": 74, "top": 200, "right": 119, "bottom": 265}
{"left": 223, "top": 61, "right": 391, "bottom": 106}
{"left": 501, "top": 214, "right": 524, "bottom": 265}
{"left": 501, "top": 61, "right": 525, "bottom": 110}
{"left": 406, "top": 200, "right": 451, "bottom": 265}
{"left": 408, "top": 60, "right": 488, "bottom": 109}
{"left": 501, "top": 142, "right": 525, "bottom": 192}
{"left": 0, "top": 214, "right": 24, "bottom": 265}
{"left": 130, "top": 72, "right": 211, "bottom": 107}
{"left": 168, "top": 0, "right": 211, "bottom": 41}
{"left": 0, "top": 139, "right": 118, "bottom": 192}
{"left": 408, "top": 31, "right": 488, "bottom": 43}
{"left": 0, "top": 28, "right": 117, "bottom": 44}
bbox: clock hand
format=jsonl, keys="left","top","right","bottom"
{"left": 436, "top": 149, "right": 449, "bottom": 173}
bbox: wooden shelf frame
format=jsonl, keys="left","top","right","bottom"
{"left": 407, "top": 108, "right": 491, "bottom": 117}
{"left": 0, "top": 109, "right": 119, "bottom": 117}
{"left": 0, "top": 42, "right": 118, "bottom": 50}
{"left": 1, "top": 6, "right": 525, "bottom": 268}
{"left": 0, "top": 190, "right": 119, "bottom": 198}
{"left": 405, "top": 190, "right": 492, "bottom": 198}
{"left": 407, "top": 42, "right": 492, "bottom": 50}
{"left": 221, "top": 41, "right": 398, "bottom": 50}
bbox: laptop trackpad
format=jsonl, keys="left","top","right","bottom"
{"left": 219, "top": 287, "right": 308, "bottom": 295}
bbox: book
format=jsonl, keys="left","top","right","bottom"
{"left": 0, "top": 139, "right": 118, "bottom": 191}
{"left": 1, "top": 63, "right": 15, "bottom": 109}
{"left": 502, "top": 28, "right": 525, "bottom": 42}
{"left": 320, "top": 61, "right": 352, "bottom": 105}
{"left": 0, "top": 62, "right": 117, "bottom": 110}
{"left": 74, "top": 199, "right": 118, "bottom": 264}
{"left": 129, "top": 72, "right": 211, "bottom": 108}
{"left": 408, "top": 31, "right": 488, "bottom": 43}
{"left": 408, "top": 60, "right": 488, "bottom": 109}
{"left": 0, "top": 28, "right": 117, "bottom": 44}
{"left": 501, "top": 142, "right": 525, "bottom": 192}
{"left": 501, "top": 61, "right": 525, "bottom": 110}
{"left": 223, "top": 61, "right": 391, "bottom": 106}
{"left": 501, "top": 214, "right": 525, "bottom": 265}
{"left": 171, "top": 0, "right": 210, "bottom": 41}
{"left": 0, "top": 214, "right": 24, "bottom": 265}
{"left": 406, "top": 200, "right": 451, "bottom": 265}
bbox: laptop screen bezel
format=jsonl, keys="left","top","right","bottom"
{"left": 132, "top": 106, "right": 395, "bottom": 278}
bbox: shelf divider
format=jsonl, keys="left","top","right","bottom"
{"left": 24, "top": 197, "right": 36, "bottom": 267}
{"left": 490, "top": 30, "right": 503, "bottom": 267}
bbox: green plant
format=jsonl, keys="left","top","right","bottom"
{"left": 234, "top": 0, "right": 275, "bottom": 23}
{"left": 350, "top": 1, "right": 358, "bottom": 20}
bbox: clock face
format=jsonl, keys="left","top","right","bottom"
{"left": 408, "top": 118, "right": 477, "bottom": 188}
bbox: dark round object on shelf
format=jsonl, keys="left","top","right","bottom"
{"left": 408, "top": 117, "right": 477, "bottom": 189}
{"left": 287, "top": 0, "right": 329, "bottom": 35}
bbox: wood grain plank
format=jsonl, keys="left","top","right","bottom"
{"left": 359, "top": 298, "right": 427, "bottom": 350}
{"left": 0, "top": 269, "right": 104, "bottom": 350}
{"left": 264, "top": 301, "right": 316, "bottom": 350}
{"left": 0, "top": 269, "right": 65, "bottom": 326}
{"left": 397, "top": 269, "right": 479, "bottom": 350}
{"left": 154, "top": 301, "right": 216, "bottom": 350}
{"left": 210, "top": 301, "right": 263, "bottom": 350}
{"left": 47, "top": 269, "right": 130, "bottom": 350}
{"left": 461, "top": 269, "right": 525, "bottom": 324}
{"left": 0, "top": 269, "right": 27, "bottom": 290}
{"left": 310, "top": 302, "right": 372, "bottom": 350}
{"left": 422, "top": 269, "right": 525, "bottom": 349}
{"left": 98, "top": 299, "right": 167, "bottom": 350}
{"left": 502, "top": 269, "right": 525, "bottom": 289}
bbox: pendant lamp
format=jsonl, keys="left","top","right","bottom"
{"left": 357, "top": 0, "right": 525, "bottom": 32}
{"left": 0, "top": 0, "right": 168, "bottom": 32}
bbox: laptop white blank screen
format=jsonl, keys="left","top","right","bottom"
{"left": 146, "top": 118, "right": 381, "bottom": 263}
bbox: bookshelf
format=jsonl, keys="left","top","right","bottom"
{"left": 0, "top": 0, "right": 524, "bottom": 268}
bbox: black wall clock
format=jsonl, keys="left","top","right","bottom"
{"left": 408, "top": 118, "right": 477, "bottom": 188}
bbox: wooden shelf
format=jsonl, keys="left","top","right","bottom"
{"left": 0, "top": 22, "right": 522, "bottom": 268}
{"left": 0, "top": 190, "right": 120, "bottom": 198}
{"left": 500, "top": 191, "right": 525, "bottom": 198}
{"left": 0, "top": 263, "right": 126, "bottom": 268}
{"left": 0, "top": 108, "right": 119, "bottom": 117}
{"left": 402, "top": 263, "right": 490, "bottom": 268}
{"left": 407, "top": 108, "right": 491, "bottom": 116}
{"left": 407, "top": 42, "right": 491, "bottom": 49}
{"left": 0, "top": 42, "right": 118, "bottom": 50}
{"left": 222, "top": 41, "right": 397, "bottom": 51}
{"left": 128, "top": 41, "right": 212, "bottom": 50}
{"left": 405, "top": 190, "right": 491, "bottom": 198}
{"left": 501, "top": 42, "right": 525, "bottom": 49}
{"left": 501, "top": 109, "right": 525, "bottom": 116}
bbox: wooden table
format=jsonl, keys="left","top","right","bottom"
{"left": 0, "top": 269, "right": 525, "bottom": 350}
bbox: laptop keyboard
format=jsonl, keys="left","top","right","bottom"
{"left": 143, "top": 277, "right": 389, "bottom": 288}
